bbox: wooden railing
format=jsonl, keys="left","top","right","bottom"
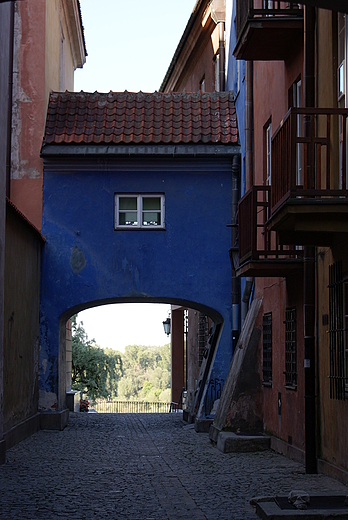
{"left": 271, "top": 107, "right": 348, "bottom": 212}
{"left": 238, "top": 185, "right": 303, "bottom": 264}
{"left": 236, "top": 0, "right": 303, "bottom": 40}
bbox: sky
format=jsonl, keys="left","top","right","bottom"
{"left": 74, "top": 0, "right": 197, "bottom": 350}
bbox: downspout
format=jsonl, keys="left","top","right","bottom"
{"left": 211, "top": 0, "right": 226, "bottom": 91}
{"left": 231, "top": 154, "right": 240, "bottom": 348}
{"left": 303, "top": 5, "right": 317, "bottom": 475}
{"left": 219, "top": 21, "right": 225, "bottom": 92}
{"left": 6, "top": 0, "right": 15, "bottom": 198}
{"left": 242, "top": 59, "right": 254, "bottom": 323}
{"left": 245, "top": 61, "right": 254, "bottom": 191}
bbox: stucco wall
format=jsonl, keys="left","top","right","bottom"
{"left": 11, "top": 0, "right": 81, "bottom": 230}
{"left": 316, "top": 8, "right": 348, "bottom": 475}
{"left": 40, "top": 156, "right": 234, "bottom": 411}
{"left": 257, "top": 275, "right": 305, "bottom": 450}
{"left": 251, "top": 37, "right": 305, "bottom": 452}
{"left": 3, "top": 202, "right": 42, "bottom": 433}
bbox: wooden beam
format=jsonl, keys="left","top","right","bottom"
{"left": 299, "top": 1, "right": 348, "bottom": 14}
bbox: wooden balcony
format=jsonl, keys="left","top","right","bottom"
{"left": 237, "top": 186, "right": 303, "bottom": 277}
{"left": 269, "top": 107, "right": 348, "bottom": 246}
{"left": 234, "top": 1, "right": 303, "bottom": 61}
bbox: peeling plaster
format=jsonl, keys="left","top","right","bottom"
{"left": 39, "top": 389, "right": 58, "bottom": 411}
{"left": 10, "top": 3, "right": 40, "bottom": 181}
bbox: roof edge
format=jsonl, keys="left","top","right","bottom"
{"left": 41, "top": 143, "right": 240, "bottom": 158}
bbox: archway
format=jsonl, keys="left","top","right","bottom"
{"left": 56, "top": 298, "right": 224, "bottom": 422}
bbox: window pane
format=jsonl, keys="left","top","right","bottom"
{"left": 142, "top": 197, "right": 161, "bottom": 210}
{"left": 142, "top": 212, "right": 161, "bottom": 226}
{"left": 119, "top": 212, "right": 138, "bottom": 226}
{"left": 119, "top": 197, "right": 137, "bottom": 210}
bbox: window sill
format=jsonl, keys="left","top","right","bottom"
{"left": 262, "top": 381, "right": 272, "bottom": 388}
{"left": 115, "top": 227, "right": 166, "bottom": 231}
{"left": 284, "top": 384, "right": 297, "bottom": 391}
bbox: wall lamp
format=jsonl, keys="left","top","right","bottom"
{"left": 162, "top": 315, "right": 171, "bottom": 336}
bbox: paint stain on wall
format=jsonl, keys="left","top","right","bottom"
{"left": 70, "top": 246, "right": 87, "bottom": 274}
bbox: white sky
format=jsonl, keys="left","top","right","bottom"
{"left": 74, "top": 0, "right": 197, "bottom": 349}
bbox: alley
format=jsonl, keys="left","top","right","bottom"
{"left": 0, "top": 413, "right": 347, "bottom": 520}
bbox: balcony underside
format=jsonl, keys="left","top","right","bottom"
{"left": 268, "top": 198, "right": 348, "bottom": 246}
{"left": 236, "top": 258, "right": 303, "bottom": 278}
{"left": 234, "top": 20, "right": 303, "bottom": 61}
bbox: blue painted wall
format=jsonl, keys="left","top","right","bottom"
{"left": 40, "top": 156, "right": 235, "bottom": 410}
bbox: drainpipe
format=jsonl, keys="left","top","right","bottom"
{"left": 245, "top": 61, "right": 254, "bottom": 191}
{"left": 303, "top": 5, "right": 317, "bottom": 475}
{"left": 242, "top": 60, "right": 254, "bottom": 323}
{"left": 211, "top": 0, "right": 226, "bottom": 91}
{"left": 231, "top": 154, "right": 240, "bottom": 347}
{"left": 6, "top": 0, "right": 15, "bottom": 198}
{"left": 218, "top": 21, "right": 225, "bottom": 92}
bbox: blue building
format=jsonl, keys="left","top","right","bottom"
{"left": 39, "top": 90, "right": 240, "bottom": 427}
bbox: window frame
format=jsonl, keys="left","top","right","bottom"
{"left": 114, "top": 193, "right": 165, "bottom": 230}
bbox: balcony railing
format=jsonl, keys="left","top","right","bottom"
{"left": 238, "top": 185, "right": 303, "bottom": 267}
{"left": 236, "top": 1, "right": 303, "bottom": 43}
{"left": 271, "top": 107, "right": 348, "bottom": 213}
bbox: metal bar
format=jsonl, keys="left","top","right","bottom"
{"left": 326, "top": 114, "right": 331, "bottom": 189}
{"left": 343, "top": 115, "right": 347, "bottom": 190}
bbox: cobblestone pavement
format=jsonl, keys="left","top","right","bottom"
{"left": 0, "top": 413, "right": 347, "bottom": 519}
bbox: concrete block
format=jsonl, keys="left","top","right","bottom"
{"left": 194, "top": 417, "right": 213, "bottom": 433}
{"left": 40, "top": 409, "right": 69, "bottom": 431}
{"left": 217, "top": 431, "right": 270, "bottom": 453}
{"left": 66, "top": 391, "right": 79, "bottom": 412}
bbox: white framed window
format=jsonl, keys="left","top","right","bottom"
{"left": 115, "top": 194, "right": 165, "bottom": 230}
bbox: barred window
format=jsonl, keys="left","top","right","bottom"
{"left": 328, "top": 261, "right": 347, "bottom": 400}
{"left": 284, "top": 308, "right": 297, "bottom": 388}
{"left": 262, "top": 313, "right": 272, "bottom": 384}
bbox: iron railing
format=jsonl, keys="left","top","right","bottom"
{"left": 93, "top": 400, "right": 171, "bottom": 413}
{"left": 271, "top": 107, "right": 348, "bottom": 212}
{"left": 238, "top": 185, "right": 303, "bottom": 264}
{"left": 236, "top": 0, "right": 303, "bottom": 41}
{"left": 328, "top": 261, "right": 347, "bottom": 400}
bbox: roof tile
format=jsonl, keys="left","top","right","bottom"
{"left": 43, "top": 91, "right": 238, "bottom": 147}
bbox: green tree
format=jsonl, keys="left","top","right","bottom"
{"left": 71, "top": 316, "right": 122, "bottom": 400}
{"left": 116, "top": 343, "right": 171, "bottom": 402}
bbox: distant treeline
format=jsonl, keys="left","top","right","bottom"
{"left": 71, "top": 316, "right": 171, "bottom": 402}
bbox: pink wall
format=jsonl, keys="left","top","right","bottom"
{"left": 11, "top": 0, "right": 46, "bottom": 229}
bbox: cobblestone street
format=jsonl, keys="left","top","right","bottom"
{"left": 0, "top": 413, "right": 347, "bottom": 519}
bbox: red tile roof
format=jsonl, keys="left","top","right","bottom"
{"left": 43, "top": 91, "right": 238, "bottom": 146}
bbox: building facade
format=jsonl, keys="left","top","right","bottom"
{"left": 0, "top": 0, "right": 86, "bottom": 461}
{"left": 227, "top": 0, "right": 348, "bottom": 482}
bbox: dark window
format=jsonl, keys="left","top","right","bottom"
{"left": 284, "top": 308, "right": 297, "bottom": 388}
{"left": 262, "top": 313, "right": 272, "bottom": 384}
{"left": 328, "top": 261, "right": 347, "bottom": 400}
